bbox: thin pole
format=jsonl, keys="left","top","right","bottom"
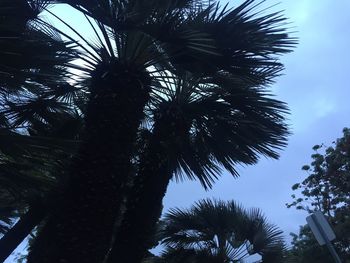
{"left": 325, "top": 240, "right": 342, "bottom": 263}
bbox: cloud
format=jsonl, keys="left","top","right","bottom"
{"left": 313, "top": 96, "right": 336, "bottom": 118}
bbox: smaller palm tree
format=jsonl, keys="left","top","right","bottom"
{"left": 154, "top": 199, "right": 286, "bottom": 263}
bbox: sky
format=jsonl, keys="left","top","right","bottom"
{"left": 5, "top": 0, "right": 350, "bottom": 262}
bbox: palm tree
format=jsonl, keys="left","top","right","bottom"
{"left": 109, "top": 2, "right": 292, "bottom": 262}
{"left": 107, "top": 3, "right": 294, "bottom": 262}
{"left": 0, "top": 0, "right": 82, "bottom": 260}
{"left": 153, "top": 199, "right": 286, "bottom": 263}
{"left": 25, "top": 1, "right": 249, "bottom": 261}
{"left": 0, "top": 0, "right": 295, "bottom": 262}
{"left": 1, "top": 0, "right": 222, "bottom": 261}
{"left": 108, "top": 69, "right": 290, "bottom": 262}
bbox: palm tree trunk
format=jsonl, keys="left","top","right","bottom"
{"left": 0, "top": 203, "right": 45, "bottom": 263}
{"left": 107, "top": 123, "right": 175, "bottom": 263}
{"left": 27, "top": 69, "right": 151, "bottom": 263}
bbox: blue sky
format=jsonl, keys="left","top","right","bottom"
{"left": 5, "top": 0, "right": 350, "bottom": 262}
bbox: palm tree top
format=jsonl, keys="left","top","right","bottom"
{"left": 4, "top": 0, "right": 294, "bottom": 191}
{"left": 142, "top": 71, "right": 289, "bottom": 188}
{"left": 0, "top": 0, "right": 296, "bottom": 231}
{"left": 156, "top": 198, "right": 286, "bottom": 262}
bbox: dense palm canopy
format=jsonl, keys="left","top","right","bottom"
{"left": 0, "top": 1, "right": 82, "bottom": 260}
{"left": 0, "top": 0, "right": 76, "bottom": 225}
{"left": 0, "top": 0, "right": 295, "bottom": 262}
{"left": 148, "top": 73, "right": 288, "bottom": 187}
{"left": 150, "top": 199, "right": 286, "bottom": 263}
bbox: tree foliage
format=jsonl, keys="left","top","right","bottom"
{"left": 0, "top": 0, "right": 295, "bottom": 262}
{"left": 151, "top": 199, "right": 286, "bottom": 263}
{"left": 286, "top": 128, "right": 350, "bottom": 262}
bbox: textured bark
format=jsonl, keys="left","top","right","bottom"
{"left": 0, "top": 204, "right": 45, "bottom": 263}
{"left": 27, "top": 64, "right": 151, "bottom": 263}
{"left": 107, "top": 105, "right": 187, "bottom": 263}
{"left": 107, "top": 131, "right": 171, "bottom": 263}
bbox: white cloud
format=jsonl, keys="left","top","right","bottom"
{"left": 313, "top": 96, "right": 336, "bottom": 118}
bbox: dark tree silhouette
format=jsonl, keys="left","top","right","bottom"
{"left": 150, "top": 199, "right": 286, "bottom": 263}
{"left": 0, "top": 0, "right": 295, "bottom": 262}
{"left": 286, "top": 128, "right": 350, "bottom": 262}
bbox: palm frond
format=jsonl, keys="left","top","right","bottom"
{"left": 157, "top": 198, "right": 285, "bottom": 262}
{"left": 144, "top": 72, "right": 289, "bottom": 189}
{"left": 0, "top": 0, "right": 79, "bottom": 93}
{"left": 0, "top": 207, "right": 15, "bottom": 235}
{"left": 0, "top": 128, "right": 80, "bottom": 234}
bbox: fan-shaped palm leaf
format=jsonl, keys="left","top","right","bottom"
{"left": 156, "top": 199, "right": 286, "bottom": 263}
{"left": 0, "top": 0, "right": 81, "bottom": 132}
{"left": 148, "top": 72, "right": 288, "bottom": 188}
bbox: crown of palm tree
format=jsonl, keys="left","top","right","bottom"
{"left": 157, "top": 199, "right": 285, "bottom": 263}
{"left": 1, "top": 0, "right": 294, "bottom": 191}
{"left": 139, "top": 71, "right": 288, "bottom": 188}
